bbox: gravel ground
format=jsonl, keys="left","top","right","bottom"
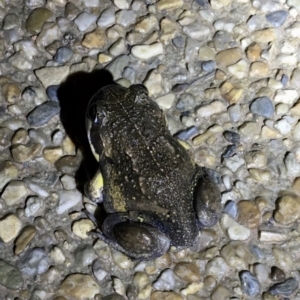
{"left": 1, "top": 0, "right": 300, "bottom": 299}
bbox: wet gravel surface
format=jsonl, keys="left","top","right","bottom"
{"left": 1, "top": 0, "right": 300, "bottom": 299}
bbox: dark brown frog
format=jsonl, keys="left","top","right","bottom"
{"left": 85, "top": 84, "right": 221, "bottom": 259}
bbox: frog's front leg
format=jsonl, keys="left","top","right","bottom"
{"left": 193, "top": 167, "right": 222, "bottom": 228}
{"left": 84, "top": 168, "right": 104, "bottom": 203}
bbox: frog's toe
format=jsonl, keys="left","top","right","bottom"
{"left": 113, "top": 222, "right": 170, "bottom": 259}
{"left": 194, "top": 168, "right": 222, "bottom": 228}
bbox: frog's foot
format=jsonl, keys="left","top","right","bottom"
{"left": 193, "top": 166, "right": 222, "bottom": 228}
{"left": 99, "top": 213, "right": 170, "bottom": 260}
{"left": 84, "top": 168, "right": 104, "bottom": 204}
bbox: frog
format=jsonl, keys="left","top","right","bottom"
{"left": 85, "top": 84, "right": 222, "bottom": 260}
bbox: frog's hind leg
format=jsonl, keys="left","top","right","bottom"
{"left": 193, "top": 166, "right": 223, "bottom": 228}
{"left": 98, "top": 213, "right": 171, "bottom": 260}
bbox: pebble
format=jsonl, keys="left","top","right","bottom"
{"left": 268, "top": 277, "right": 299, "bottom": 296}
{"left": 156, "top": 0, "right": 184, "bottom": 10}
{"left": 116, "top": 10, "right": 136, "bottom": 27}
{"left": 74, "top": 12, "right": 97, "bottom": 32}
{"left": 220, "top": 214, "right": 251, "bottom": 241}
{"left": 54, "top": 46, "right": 73, "bottom": 63}
{"left": 11, "top": 143, "right": 42, "bottom": 163}
{"left": 0, "top": 127, "right": 13, "bottom": 149}
{"left": 25, "top": 196, "right": 43, "bottom": 217}
{"left": 248, "top": 168, "right": 272, "bottom": 183}
{"left": 43, "top": 146, "right": 63, "bottom": 163}
{"left": 193, "top": 125, "right": 223, "bottom": 146}
{"left": 239, "top": 271, "right": 261, "bottom": 297}
{"left": 24, "top": 178, "right": 49, "bottom": 198}
{"left": 11, "top": 128, "right": 29, "bottom": 145}
{"left": 215, "top": 47, "right": 243, "bottom": 69}
{"left": 143, "top": 70, "right": 163, "bottom": 96}
{"left": 1, "top": 180, "right": 28, "bottom": 206}
{"left": 274, "top": 194, "right": 300, "bottom": 225}
{"left": 14, "top": 225, "right": 37, "bottom": 255}
{"left": 56, "top": 190, "right": 82, "bottom": 214}
{"left": 82, "top": 28, "right": 106, "bottom": 49}
{"left": 237, "top": 200, "right": 261, "bottom": 229}
{"left": 250, "top": 61, "right": 269, "bottom": 77}
{"left": 131, "top": 42, "right": 163, "bottom": 60}
{"left": 211, "top": 285, "right": 231, "bottom": 300}
{"left": 112, "top": 251, "right": 133, "bottom": 269}
{"left": 266, "top": 10, "right": 288, "bottom": 28}
{"left": 72, "top": 219, "right": 95, "bottom": 239}
{"left": 0, "top": 214, "right": 23, "bottom": 243}
{"left": 250, "top": 96, "right": 274, "bottom": 118}
{"left": 35, "top": 66, "right": 70, "bottom": 88}
{"left": 183, "top": 23, "right": 210, "bottom": 39}
{"left": 221, "top": 242, "right": 254, "bottom": 270}
{"left": 224, "top": 200, "right": 238, "bottom": 218}
{"left": 196, "top": 100, "right": 227, "bottom": 118}
{"left": 9, "top": 52, "right": 33, "bottom": 71}
{"left": 92, "top": 260, "right": 108, "bottom": 282}
{"left": 155, "top": 94, "right": 176, "bottom": 110}
{"left": 270, "top": 266, "right": 286, "bottom": 282}
{"left": 25, "top": 8, "right": 53, "bottom": 34}
{"left": 105, "top": 54, "right": 129, "bottom": 80}
{"left": 18, "top": 248, "right": 49, "bottom": 276}
{"left": 57, "top": 274, "right": 100, "bottom": 299}
{"left": 27, "top": 101, "right": 60, "bottom": 126}
{"left": 173, "top": 262, "right": 201, "bottom": 283}
{"left": 0, "top": 260, "right": 23, "bottom": 290}
{"left": 223, "top": 154, "right": 245, "bottom": 172}
{"left": 272, "top": 247, "right": 293, "bottom": 272}
{"left": 97, "top": 7, "right": 115, "bottom": 27}
{"left": 153, "top": 269, "right": 176, "bottom": 291}
{"left": 285, "top": 152, "right": 300, "bottom": 177}
{"left": 151, "top": 291, "right": 182, "bottom": 300}
{"left": 0, "top": 161, "right": 18, "bottom": 190}
{"left": 3, "top": 82, "right": 21, "bottom": 103}
{"left": 206, "top": 257, "right": 230, "bottom": 280}
{"left": 227, "top": 60, "right": 248, "bottom": 79}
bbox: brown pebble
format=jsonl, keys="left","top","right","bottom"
{"left": 14, "top": 225, "right": 37, "bottom": 255}
{"left": 151, "top": 291, "right": 183, "bottom": 300}
{"left": 174, "top": 262, "right": 201, "bottom": 283}
{"left": 215, "top": 47, "right": 243, "bottom": 69}
{"left": 249, "top": 61, "right": 269, "bottom": 77}
{"left": 238, "top": 200, "right": 261, "bottom": 229}
{"left": 270, "top": 266, "right": 285, "bottom": 282}
{"left": 292, "top": 177, "right": 300, "bottom": 195}
{"left": 246, "top": 43, "right": 261, "bottom": 61}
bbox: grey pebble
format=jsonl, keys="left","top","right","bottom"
{"left": 46, "top": 85, "right": 60, "bottom": 102}
{"left": 3, "top": 13, "right": 19, "bottom": 30}
{"left": 195, "top": 0, "right": 210, "bottom": 8}
{"left": 281, "top": 74, "right": 289, "bottom": 87}
{"left": 223, "top": 131, "right": 240, "bottom": 144}
{"left": 228, "top": 104, "right": 241, "bottom": 122}
{"left": 27, "top": 101, "right": 60, "bottom": 127}
{"left": 222, "top": 144, "right": 236, "bottom": 158}
{"left": 18, "top": 248, "right": 49, "bottom": 276}
{"left": 176, "top": 93, "right": 195, "bottom": 111}
{"left": 74, "top": 244, "right": 97, "bottom": 267}
{"left": 250, "top": 96, "right": 274, "bottom": 118}
{"left": 175, "top": 126, "right": 198, "bottom": 141}
{"left": 249, "top": 244, "right": 265, "bottom": 260}
{"left": 123, "top": 67, "right": 136, "bottom": 83}
{"left": 224, "top": 200, "right": 238, "bottom": 219}
{"left": 54, "top": 46, "right": 73, "bottom": 64}
{"left": 172, "top": 83, "right": 190, "bottom": 93}
{"left": 202, "top": 60, "right": 216, "bottom": 72}
{"left": 266, "top": 10, "right": 288, "bottom": 28}
{"left": 0, "top": 260, "right": 23, "bottom": 290}
{"left": 105, "top": 54, "right": 130, "bottom": 80}
{"left": 269, "top": 277, "right": 299, "bottom": 296}
{"left": 116, "top": 10, "right": 136, "bottom": 27}
{"left": 172, "top": 36, "right": 186, "bottom": 48}
{"left": 240, "top": 271, "right": 261, "bottom": 297}
{"left": 213, "top": 30, "right": 233, "bottom": 51}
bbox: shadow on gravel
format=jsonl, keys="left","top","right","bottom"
{"left": 57, "top": 69, "right": 114, "bottom": 193}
